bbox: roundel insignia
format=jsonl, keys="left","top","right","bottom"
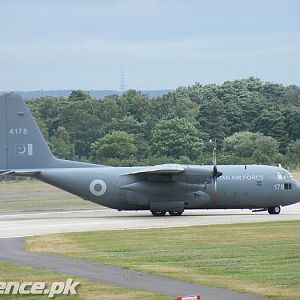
{"left": 89, "top": 179, "right": 107, "bottom": 196}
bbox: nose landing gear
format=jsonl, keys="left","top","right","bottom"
{"left": 268, "top": 206, "right": 281, "bottom": 215}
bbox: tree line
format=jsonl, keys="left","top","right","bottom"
{"left": 27, "top": 77, "right": 300, "bottom": 169}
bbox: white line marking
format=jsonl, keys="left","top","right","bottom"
{"left": 0, "top": 209, "right": 107, "bottom": 218}
{"left": 0, "top": 235, "right": 34, "bottom": 239}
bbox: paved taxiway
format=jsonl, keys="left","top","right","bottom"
{"left": 0, "top": 203, "right": 299, "bottom": 238}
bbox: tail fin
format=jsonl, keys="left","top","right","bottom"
{"left": 0, "top": 93, "right": 101, "bottom": 172}
{"left": 0, "top": 93, "right": 56, "bottom": 170}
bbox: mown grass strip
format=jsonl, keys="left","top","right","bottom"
{"left": 27, "top": 221, "right": 300, "bottom": 300}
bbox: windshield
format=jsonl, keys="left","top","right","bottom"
{"left": 276, "top": 171, "right": 294, "bottom": 180}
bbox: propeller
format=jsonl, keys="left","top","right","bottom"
{"left": 210, "top": 140, "right": 223, "bottom": 193}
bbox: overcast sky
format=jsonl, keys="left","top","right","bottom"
{"left": 0, "top": 0, "right": 299, "bottom": 91}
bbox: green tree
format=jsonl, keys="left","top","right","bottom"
{"left": 253, "top": 134, "right": 281, "bottom": 163}
{"left": 151, "top": 118, "right": 204, "bottom": 159}
{"left": 27, "top": 97, "right": 64, "bottom": 136}
{"left": 27, "top": 103, "right": 50, "bottom": 142}
{"left": 104, "top": 116, "right": 150, "bottom": 159}
{"left": 25, "top": 78, "right": 299, "bottom": 166}
{"left": 59, "top": 100, "right": 103, "bottom": 158}
{"left": 259, "top": 81, "right": 286, "bottom": 102}
{"left": 50, "top": 126, "right": 75, "bottom": 160}
{"left": 118, "top": 90, "right": 151, "bottom": 122}
{"left": 68, "top": 90, "right": 92, "bottom": 102}
{"left": 282, "top": 85, "right": 300, "bottom": 107}
{"left": 223, "top": 131, "right": 280, "bottom": 164}
{"left": 175, "top": 83, "right": 205, "bottom": 104}
{"left": 105, "top": 116, "right": 142, "bottom": 135}
{"left": 283, "top": 107, "right": 300, "bottom": 141}
{"left": 287, "top": 139, "right": 300, "bottom": 167}
{"left": 223, "top": 131, "right": 257, "bottom": 158}
{"left": 150, "top": 92, "right": 199, "bottom": 121}
{"left": 197, "top": 97, "right": 228, "bottom": 145}
{"left": 254, "top": 108, "right": 288, "bottom": 149}
{"left": 225, "top": 100, "right": 245, "bottom": 134}
{"left": 91, "top": 131, "right": 138, "bottom": 162}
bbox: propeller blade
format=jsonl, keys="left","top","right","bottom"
{"left": 211, "top": 142, "right": 222, "bottom": 194}
{"left": 214, "top": 176, "right": 217, "bottom": 193}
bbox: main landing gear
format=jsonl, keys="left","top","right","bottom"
{"left": 169, "top": 211, "right": 183, "bottom": 216}
{"left": 151, "top": 211, "right": 183, "bottom": 217}
{"left": 151, "top": 211, "right": 166, "bottom": 217}
{"left": 268, "top": 206, "right": 281, "bottom": 215}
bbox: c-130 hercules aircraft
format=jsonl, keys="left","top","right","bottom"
{"left": 0, "top": 93, "right": 299, "bottom": 216}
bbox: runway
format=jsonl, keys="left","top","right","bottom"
{"left": 0, "top": 203, "right": 299, "bottom": 238}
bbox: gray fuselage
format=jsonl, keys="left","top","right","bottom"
{"left": 37, "top": 164, "right": 300, "bottom": 212}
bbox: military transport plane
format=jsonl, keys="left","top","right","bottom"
{"left": 0, "top": 93, "right": 299, "bottom": 216}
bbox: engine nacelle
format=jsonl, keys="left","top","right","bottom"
{"left": 173, "top": 167, "right": 213, "bottom": 184}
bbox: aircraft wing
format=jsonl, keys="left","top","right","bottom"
{"left": 123, "top": 164, "right": 214, "bottom": 185}
{"left": 123, "top": 164, "right": 185, "bottom": 176}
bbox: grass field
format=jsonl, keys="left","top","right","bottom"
{"left": 0, "top": 262, "right": 168, "bottom": 300}
{"left": 27, "top": 221, "right": 300, "bottom": 300}
{"left": 0, "top": 180, "right": 98, "bottom": 212}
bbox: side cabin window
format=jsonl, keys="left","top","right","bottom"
{"left": 284, "top": 183, "right": 292, "bottom": 190}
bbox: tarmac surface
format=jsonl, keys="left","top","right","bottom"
{"left": 0, "top": 203, "right": 299, "bottom": 299}
{"left": 0, "top": 203, "right": 299, "bottom": 238}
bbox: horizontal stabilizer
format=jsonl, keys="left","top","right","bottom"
{"left": 0, "top": 170, "right": 40, "bottom": 176}
{"left": 0, "top": 170, "right": 13, "bottom": 176}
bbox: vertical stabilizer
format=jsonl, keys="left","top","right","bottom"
{"left": 0, "top": 93, "right": 55, "bottom": 169}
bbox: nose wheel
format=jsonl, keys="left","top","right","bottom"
{"left": 268, "top": 206, "right": 281, "bottom": 215}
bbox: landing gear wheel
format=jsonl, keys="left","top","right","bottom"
{"left": 169, "top": 211, "right": 183, "bottom": 216}
{"left": 151, "top": 211, "right": 166, "bottom": 217}
{"left": 268, "top": 206, "right": 281, "bottom": 215}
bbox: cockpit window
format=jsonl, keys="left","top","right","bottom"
{"left": 277, "top": 171, "right": 294, "bottom": 180}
